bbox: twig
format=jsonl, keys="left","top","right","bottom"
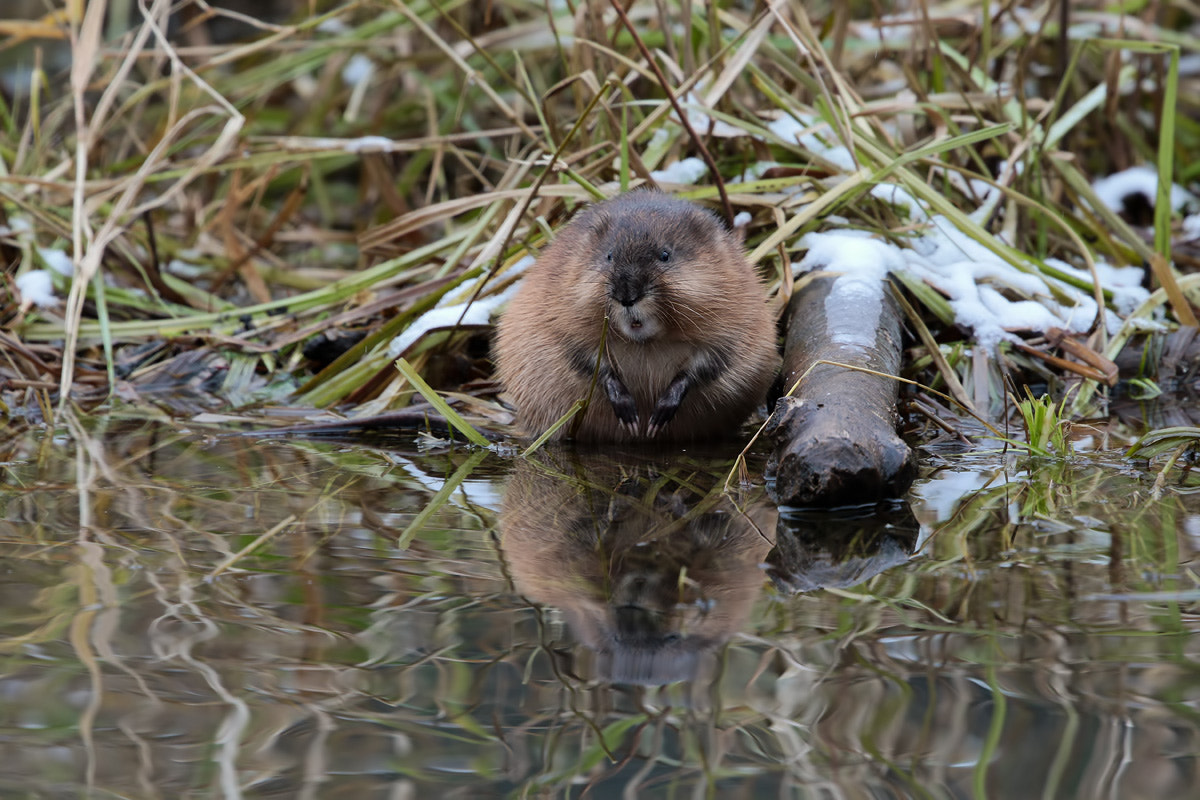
{"left": 607, "top": 0, "right": 734, "bottom": 226}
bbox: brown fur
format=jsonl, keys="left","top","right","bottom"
{"left": 495, "top": 192, "right": 779, "bottom": 443}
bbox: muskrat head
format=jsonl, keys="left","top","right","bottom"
{"left": 590, "top": 196, "right": 722, "bottom": 343}
{"left": 601, "top": 237, "right": 671, "bottom": 342}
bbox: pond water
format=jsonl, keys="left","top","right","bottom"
{"left": 1, "top": 415, "right": 1198, "bottom": 799}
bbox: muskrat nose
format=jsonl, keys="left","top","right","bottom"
{"left": 610, "top": 275, "right": 646, "bottom": 307}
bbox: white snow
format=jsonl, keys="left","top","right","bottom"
{"left": 870, "top": 183, "right": 928, "bottom": 222}
{"left": 1184, "top": 213, "right": 1200, "bottom": 238}
{"left": 1091, "top": 165, "right": 1195, "bottom": 215}
{"left": 0, "top": 216, "right": 31, "bottom": 236}
{"left": 389, "top": 256, "right": 534, "bottom": 358}
{"left": 37, "top": 247, "right": 74, "bottom": 276}
{"left": 1045, "top": 257, "right": 1149, "bottom": 317}
{"left": 340, "top": 136, "right": 398, "bottom": 154}
{"left": 15, "top": 270, "right": 58, "bottom": 308}
{"left": 166, "top": 259, "right": 207, "bottom": 279}
{"left": 650, "top": 157, "right": 708, "bottom": 185}
{"left": 316, "top": 19, "right": 350, "bottom": 35}
{"left": 767, "top": 113, "right": 856, "bottom": 172}
{"left": 341, "top": 54, "right": 375, "bottom": 88}
{"left": 738, "top": 160, "right": 781, "bottom": 183}
{"left": 795, "top": 231, "right": 896, "bottom": 350}
{"left": 797, "top": 230, "right": 903, "bottom": 278}
{"left": 682, "top": 92, "right": 745, "bottom": 139}
{"left": 796, "top": 214, "right": 1149, "bottom": 352}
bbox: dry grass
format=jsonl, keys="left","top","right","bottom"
{"left": 1, "top": 0, "right": 1198, "bottom": 435}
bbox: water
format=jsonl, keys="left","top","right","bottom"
{"left": 1, "top": 415, "right": 1198, "bottom": 798}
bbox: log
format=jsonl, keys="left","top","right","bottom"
{"left": 764, "top": 271, "right": 915, "bottom": 507}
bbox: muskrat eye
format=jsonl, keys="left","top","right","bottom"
{"left": 606, "top": 251, "right": 613, "bottom": 262}
{"left": 658, "top": 249, "right": 671, "bottom": 262}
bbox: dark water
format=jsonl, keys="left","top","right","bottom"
{"left": 1, "top": 415, "right": 1198, "bottom": 799}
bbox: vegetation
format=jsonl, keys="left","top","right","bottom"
{"left": 2, "top": 6, "right": 1199, "bottom": 789}
{"left": 1, "top": 0, "right": 1198, "bottom": 459}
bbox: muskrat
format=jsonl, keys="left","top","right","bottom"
{"left": 495, "top": 191, "right": 779, "bottom": 443}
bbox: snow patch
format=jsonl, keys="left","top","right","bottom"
{"left": 1091, "top": 165, "right": 1195, "bottom": 215}
{"left": 342, "top": 136, "right": 399, "bottom": 154}
{"left": 167, "top": 259, "right": 207, "bottom": 279}
{"left": 341, "top": 54, "right": 375, "bottom": 88}
{"left": 650, "top": 157, "right": 707, "bottom": 185}
{"left": 871, "top": 183, "right": 928, "bottom": 222}
{"left": 682, "top": 92, "right": 745, "bottom": 138}
{"left": 795, "top": 231, "right": 895, "bottom": 351}
{"left": 797, "top": 217, "right": 1147, "bottom": 352}
{"left": 389, "top": 256, "right": 534, "bottom": 358}
{"left": 37, "top": 247, "right": 74, "bottom": 276}
{"left": 1184, "top": 213, "right": 1200, "bottom": 238}
{"left": 15, "top": 270, "right": 58, "bottom": 308}
{"left": 767, "top": 113, "right": 856, "bottom": 172}
{"left": 797, "top": 230, "right": 903, "bottom": 279}
{"left": 316, "top": 18, "right": 350, "bottom": 35}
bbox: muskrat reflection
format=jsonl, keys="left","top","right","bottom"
{"left": 499, "top": 452, "right": 775, "bottom": 685}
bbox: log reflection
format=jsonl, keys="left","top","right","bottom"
{"left": 767, "top": 505, "right": 921, "bottom": 594}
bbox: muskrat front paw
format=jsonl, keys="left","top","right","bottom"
{"left": 602, "top": 371, "right": 640, "bottom": 431}
{"left": 647, "top": 398, "right": 682, "bottom": 437}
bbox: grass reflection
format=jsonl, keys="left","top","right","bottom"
{"left": 0, "top": 419, "right": 1199, "bottom": 797}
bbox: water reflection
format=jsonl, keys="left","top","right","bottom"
{"left": 499, "top": 450, "right": 775, "bottom": 685}
{"left": 768, "top": 504, "right": 921, "bottom": 593}
{"left": 2, "top": 419, "right": 1200, "bottom": 797}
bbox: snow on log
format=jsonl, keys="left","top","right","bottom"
{"left": 764, "top": 268, "right": 915, "bottom": 507}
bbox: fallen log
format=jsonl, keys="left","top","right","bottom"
{"left": 764, "top": 271, "right": 915, "bottom": 507}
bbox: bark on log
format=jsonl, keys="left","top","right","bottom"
{"left": 764, "top": 271, "right": 915, "bottom": 507}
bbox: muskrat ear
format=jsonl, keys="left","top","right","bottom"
{"left": 576, "top": 202, "right": 613, "bottom": 241}
{"left": 697, "top": 205, "right": 746, "bottom": 244}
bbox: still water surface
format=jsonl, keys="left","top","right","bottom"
{"left": 1, "top": 416, "right": 1198, "bottom": 798}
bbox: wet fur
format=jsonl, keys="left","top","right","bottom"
{"left": 495, "top": 192, "right": 779, "bottom": 443}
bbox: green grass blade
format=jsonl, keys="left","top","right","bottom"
{"left": 395, "top": 357, "right": 490, "bottom": 447}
